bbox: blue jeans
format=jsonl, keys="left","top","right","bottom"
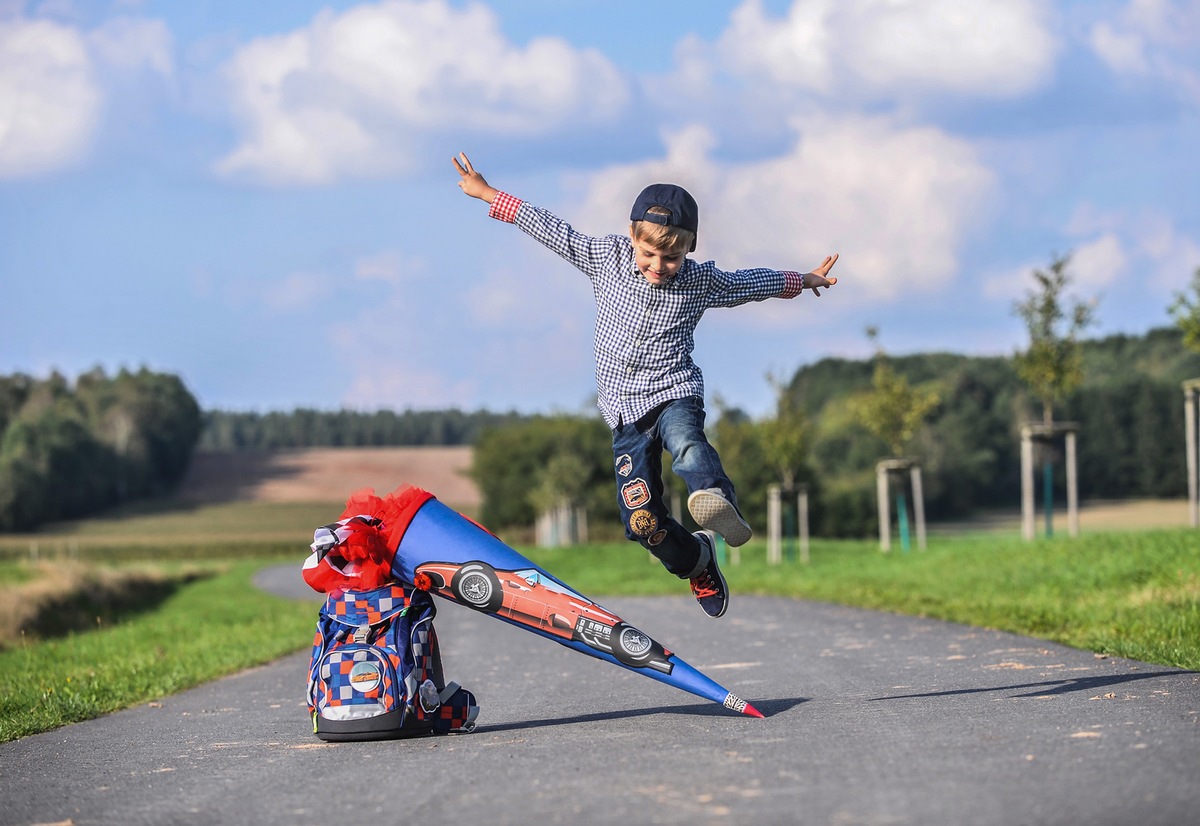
{"left": 611, "top": 396, "right": 738, "bottom": 578}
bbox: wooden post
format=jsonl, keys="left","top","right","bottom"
{"left": 798, "top": 487, "right": 810, "bottom": 564}
{"left": 910, "top": 465, "right": 927, "bottom": 550}
{"left": 1021, "top": 426, "right": 1035, "bottom": 541}
{"left": 876, "top": 463, "right": 891, "bottom": 552}
{"left": 767, "top": 484, "right": 782, "bottom": 565}
{"left": 876, "top": 458, "right": 924, "bottom": 552}
{"left": 1019, "top": 422, "right": 1079, "bottom": 541}
{"left": 1185, "top": 381, "right": 1200, "bottom": 528}
{"left": 1065, "top": 430, "right": 1078, "bottom": 538}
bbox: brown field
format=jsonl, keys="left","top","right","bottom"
{"left": 929, "top": 497, "right": 1192, "bottom": 534}
{"left": 178, "top": 447, "right": 1190, "bottom": 533}
{"left": 178, "top": 446, "right": 480, "bottom": 511}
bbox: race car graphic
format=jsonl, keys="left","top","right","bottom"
{"left": 415, "top": 560, "right": 674, "bottom": 674}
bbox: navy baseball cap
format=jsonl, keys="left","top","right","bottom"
{"left": 630, "top": 184, "right": 698, "bottom": 250}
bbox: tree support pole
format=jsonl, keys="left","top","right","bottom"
{"left": 876, "top": 464, "right": 891, "bottom": 552}
{"left": 910, "top": 465, "right": 927, "bottom": 551}
{"left": 767, "top": 484, "right": 782, "bottom": 565}
{"left": 1021, "top": 427, "right": 1035, "bottom": 541}
{"left": 1065, "top": 430, "right": 1079, "bottom": 538}
{"left": 798, "top": 487, "right": 810, "bottom": 564}
{"left": 1186, "top": 383, "right": 1199, "bottom": 528}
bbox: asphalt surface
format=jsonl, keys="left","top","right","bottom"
{"left": 2, "top": 563, "right": 1198, "bottom": 826}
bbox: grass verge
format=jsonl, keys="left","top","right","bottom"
{"left": 0, "top": 558, "right": 316, "bottom": 743}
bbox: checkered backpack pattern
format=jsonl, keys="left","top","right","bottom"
{"left": 307, "top": 582, "right": 479, "bottom": 740}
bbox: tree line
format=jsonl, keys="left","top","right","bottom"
{"left": 0, "top": 368, "right": 202, "bottom": 531}
{"left": 198, "top": 408, "right": 525, "bottom": 451}
{"left": 469, "top": 325, "right": 1200, "bottom": 538}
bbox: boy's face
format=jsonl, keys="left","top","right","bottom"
{"left": 630, "top": 233, "right": 685, "bottom": 286}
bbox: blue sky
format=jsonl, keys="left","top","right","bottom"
{"left": 2, "top": 0, "right": 1198, "bottom": 418}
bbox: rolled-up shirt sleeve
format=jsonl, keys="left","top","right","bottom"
{"left": 780, "top": 271, "right": 805, "bottom": 298}
{"left": 488, "top": 191, "right": 522, "bottom": 223}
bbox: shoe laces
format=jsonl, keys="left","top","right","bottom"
{"left": 690, "top": 570, "right": 721, "bottom": 599}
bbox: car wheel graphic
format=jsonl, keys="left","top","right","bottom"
{"left": 610, "top": 622, "right": 657, "bottom": 667}
{"left": 450, "top": 561, "right": 503, "bottom": 613}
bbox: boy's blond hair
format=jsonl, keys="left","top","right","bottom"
{"left": 631, "top": 206, "right": 694, "bottom": 255}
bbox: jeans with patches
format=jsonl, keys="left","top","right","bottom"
{"left": 610, "top": 396, "right": 738, "bottom": 578}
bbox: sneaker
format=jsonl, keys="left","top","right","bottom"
{"left": 689, "top": 532, "right": 728, "bottom": 618}
{"left": 688, "top": 488, "right": 753, "bottom": 547}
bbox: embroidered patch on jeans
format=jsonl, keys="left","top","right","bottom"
{"left": 629, "top": 508, "right": 658, "bottom": 536}
{"left": 615, "top": 454, "right": 633, "bottom": 477}
{"left": 647, "top": 528, "right": 667, "bottom": 546}
{"left": 621, "top": 478, "right": 650, "bottom": 509}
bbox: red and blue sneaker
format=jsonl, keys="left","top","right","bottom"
{"left": 690, "top": 531, "right": 729, "bottom": 619}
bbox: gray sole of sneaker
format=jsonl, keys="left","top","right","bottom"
{"left": 688, "top": 491, "right": 752, "bottom": 547}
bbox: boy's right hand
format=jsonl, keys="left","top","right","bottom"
{"left": 453, "top": 152, "right": 498, "bottom": 204}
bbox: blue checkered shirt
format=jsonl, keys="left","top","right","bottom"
{"left": 489, "top": 192, "right": 804, "bottom": 428}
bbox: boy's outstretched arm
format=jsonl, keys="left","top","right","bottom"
{"left": 803, "top": 253, "right": 839, "bottom": 297}
{"left": 453, "top": 152, "right": 498, "bottom": 204}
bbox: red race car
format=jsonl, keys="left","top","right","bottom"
{"left": 415, "top": 560, "right": 673, "bottom": 674}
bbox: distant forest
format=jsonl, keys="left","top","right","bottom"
{"left": 5, "top": 326, "right": 1199, "bottom": 536}
{"left": 467, "top": 326, "right": 1200, "bottom": 536}
{"left": 0, "top": 368, "right": 201, "bottom": 531}
{"left": 198, "top": 408, "right": 526, "bottom": 451}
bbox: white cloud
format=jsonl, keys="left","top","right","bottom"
{"left": 716, "top": 0, "right": 1058, "bottom": 100}
{"left": 0, "top": 16, "right": 100, "bottom": 178}
{"left": 216, "top": 0, "right": 628, "bottom": 185}
{"left": 718, "top": 0, "right": 836, "bottom": 93}
{"left": 568, "top": 118, "right": 993, "bottom": 306}
{"left": 0, "top": 12, "right": 174, "bottom": 179}
{"left": 341, "top": 361, "right": 479, "bottom": 410}
{"left": 1090, "top": 21, "right": 1149, "bottom": 74}
{"left": 1089, "top": 0, "right": 1200, "bottom": 102}
{"left": 1071, "top": 233, "right": 1127, "bottom": 289}
{"left": 262, "top": 271, "right": 332, "bottom": 313}
{"left": 982, "top": 261, "right": 1035, "bottom": 302}
{"left": 354, "top": 250, "right": 427, "bottom": 286}
{"left": 88, "top": 16, "right": 173, "bottom": 75}
{"left": 987, "top": 204, "right": 1199, "bottom": 305}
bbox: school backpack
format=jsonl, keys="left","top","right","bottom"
{"left": 307, "top": 581, "right": 479, "bottom": 741}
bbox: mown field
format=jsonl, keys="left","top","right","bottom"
{"left": 1, "top": 498, "right": 1197, "bottom": 743}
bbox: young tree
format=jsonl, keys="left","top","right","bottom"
{"left": 848, "top": 329, "right": 939, "bottom": 551}
{"left": 1169, "top": 266, "right": 1200, "bottom": 353}
{"left": 1168, "top": 265, "right": 1200, "bottom": 527}
{"left": 1013, "top": 254, "right": 1095, "bottom": 424}
{"left": 758, "top": 373, "right": 809, "bottom": 491}
{"left": 849, "top": 329, "right": 940, "bottom": 457}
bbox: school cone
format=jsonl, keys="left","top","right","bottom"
{"left": 389, "top": 495, "right": 763, "bottom": 718}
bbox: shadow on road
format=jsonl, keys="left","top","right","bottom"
{"left": 869, "top": 669, "right": 1192, "bottom": 702}
{"left": 477, "top": 697, "right": 809, "bottom": 732}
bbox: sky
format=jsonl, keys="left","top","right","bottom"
{"left": 2, "top": 0, "right": 1198, "bottom": 419}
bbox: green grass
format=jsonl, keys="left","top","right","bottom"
{"left": 0, "top": 558, "right": 317, "bottom": 743}
{"left": 524, "top": 529, "right": 1200, "bottom": 671}
{"left": 1, "top": 497, "right": 1197, "bottom": 743}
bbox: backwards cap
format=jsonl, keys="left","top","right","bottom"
{"left": 630, "top": 184, "right": 698, "bottom": 251}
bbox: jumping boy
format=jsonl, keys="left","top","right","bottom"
{"left": 453, "top": 152, "right": 838, "bottom": 619}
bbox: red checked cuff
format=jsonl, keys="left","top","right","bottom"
{"left": 488, "top": 191, "right": 522, "bottom": 223}
{"left": 780, "top": 271, "right": 805, "bottom": 299}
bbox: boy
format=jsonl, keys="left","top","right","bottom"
{"left": 453, "top": 152, "right": 838, "bottom": 618}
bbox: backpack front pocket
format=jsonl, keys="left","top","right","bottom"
{"left": 315, "top": 644, "right": 401, "bottom": 721}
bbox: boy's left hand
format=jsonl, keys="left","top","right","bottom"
{"left": 804, "top": 253, "right": 839, "bottom": 297}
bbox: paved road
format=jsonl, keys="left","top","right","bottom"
{"left": 2, "top": 564, "right": 1198, "bottom": 826}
